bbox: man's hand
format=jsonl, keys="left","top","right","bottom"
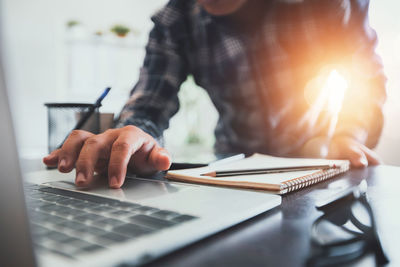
{"left": 327, "top": 136, "right": 381, "bottom": 168}
{"left": 42, "top": 126, "right": 171, "bottom": 189}
{"left": 298, "top": 135, "right": 381, "bottom": 167}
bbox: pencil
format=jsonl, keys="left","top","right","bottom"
{"left": 200, "top": 164, "right": 337, "bottom": 177}
{"left": 72, "top": 87, "right": 111, "bottom": 131}
{"left": 57, "top": 87, "right": 111, "bottom": 149}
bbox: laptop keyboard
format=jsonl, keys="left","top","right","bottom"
{"left": 24, "top": 183, "right": 197, "bottom": 259}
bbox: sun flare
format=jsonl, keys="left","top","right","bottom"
{"left": 304, "top": 69, "right": 349, "bottom": 115}
{"left": 324, "top": 70, "right": 348, "bottom": 113}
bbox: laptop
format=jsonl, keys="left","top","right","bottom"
{"left": 0, "top": 19, "right": 281, "bottom": 267}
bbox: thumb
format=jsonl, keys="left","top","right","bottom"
{"left": 149, "top": 146, "right": 172, "bottom": 171}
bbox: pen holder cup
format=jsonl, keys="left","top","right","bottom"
{"left": 45, "top": 103, "right": 100, "bottom": 153}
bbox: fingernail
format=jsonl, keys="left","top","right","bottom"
{"left": 159, "top": 150, "right": 170, "bottom": 157}
{"left": 59, "top": 158, "right": 67, "bottom": 168}
{"left": 76, "top": 172, "right": 86, "bottom": 185}
{"left": 158, "top": 151, "right": 171, "bottom": 164}
{"left": 110, "top": 177, "right": 119, "bottom": 188}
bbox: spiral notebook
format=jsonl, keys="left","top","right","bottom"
{"left": 165, "top": 154, "right": 350, "bottom": 195}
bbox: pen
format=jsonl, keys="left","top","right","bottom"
{"left": 201, "top": 164, "right": 337, "bottom": 177}
{"left": 72, "top": 87, "right": 111, "bottom": 131}
{"left": 57, "top": 87, "right": 111, "bottom": 149}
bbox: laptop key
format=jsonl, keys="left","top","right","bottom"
{"left": 30, "top": 211, "right": 53, "bottom": 222}
{"left": 24, "top": 183, "right": 41, "bottom": 190}
{"left": 77, "top": 226, "right": 109, "bottom": 236}
{"left": 108, "top": 210, "right": 134, "bottom": 217}
{"left": 71, "top": 202, "right": 100, "bottom": 210}
{"left": 92, "top": 218, "right": 126, "bottom": 228}
{"left": 86, "top": 205, "right": 111, "bottom": 212}
{"left": 46, "top": 248, "right": 76, "bottom": 260}
{"left": 97, "top": 232, "right": 130, "bottom": 244}
{"left": 31, "top": 203, "right": 56, "bottom": 212}
{"left": 39, "top": 204, "right": 61, "bottom": 213}
{"left": 53, "top": 205, "right": 74, "bottom": 213}
{"left": 46, "top": 231, "right": 72, "bottom": 242}
{"left": 32, "top": 225, "right": 51, "bottom": 236}
{"left": 41, "top": 195, "right": 61, "bottom": 202}
{"left": 68, "top": 239, "right": 99, "bottom": 249}
{"left": 53, "top": 208, "right": 87, "bottom": 218}
{"left": 151, "top": 210, "right": 180, "bottom": 220}
{"left": 69, "top": 209, "right": 88, "bottom": 218}
{"left": 43, "top": 215, "right": 67, "bottom": 225}
{"left": 26, "top": 199, "right": 43, "bottom": 206}
{"left": 113, "top": 223, "right": 153, "bottom": 237}
{"left": 74, "top": 214, "right": 107, "bottom": 223}
{"left": 56, "top": 198, "right": 85, "bottom": 206}
{"left": 172, "top": 214, "right": 198, "bottom": 223}
{"left": 106, "top": 201, "right": 141, "bottom": 210}
{"left": 128, "top": 215, "right": 177, "bottom": 230}
{"left": 61, "top": 236, "right": 86, "bottom": 244}
{"left": 77, "top": 244, "right": 105, "bottom": 254}
{"left": 28, "top": 192, "right": 43, "bottom": 199}
{"left": 134, "top": 206, "right": 160, "bottom": 214}
{"left": 54, "top": 221, "right": 87, "bottom": 231}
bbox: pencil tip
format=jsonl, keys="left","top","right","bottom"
{"left": 200, "top": 171, "right": 216, "bottom": 177}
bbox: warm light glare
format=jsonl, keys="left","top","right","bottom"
{"left": 323, "top": 70, "right": 348, "bottom": 114}
{"left": 304, "top": 69, "right": 349, "bottom": 114}
{"left": 302, "top": 69, "right": 349, "bottom": 138}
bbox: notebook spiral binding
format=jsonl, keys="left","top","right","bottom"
{"left": 281, "top": 163, "right": 350, "bottom": 194}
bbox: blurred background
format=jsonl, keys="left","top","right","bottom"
{"left": 1, "top": 0, "right": 400, "bottom": 166}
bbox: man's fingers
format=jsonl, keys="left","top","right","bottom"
{"left": 346, "top": 146, "right": 368, "bottom": 168}
{"left": 328, "top": 136, "right": 375, "bottom": 168}
{"left": 75, "top": 135, "right": 111, "bottom": 187}
{"left": 128, "top": 139, "right": 171, "bottom": 176}
{"left": 42, "top": 125, "right": 172, "bottom": 190}
{"left": 127, "top": 140, "right": 157, "bottom": 175}
{"left": 108, "top": 129, "right": 146, "bottom": 189}
{"left": 148, "top": 146, "right": 172, "bottom": 171}
{"left": 58, "top": 130, "right": 93, "bottom": 173}
{"left": 360, "top": 145, "right": 381, "bottom": 165}
{"left": 43, "top": 149, "right": 60, "bottom": 167}
{"left": 329, "top": 141, "right": 367, "bottom": 168}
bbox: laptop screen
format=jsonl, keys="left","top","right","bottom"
{"left": 0, "top": 2, "right": 36, "bottom": 265}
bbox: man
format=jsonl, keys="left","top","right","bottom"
{"left": 44, "top": 0, "right": 386, "bottom": 189}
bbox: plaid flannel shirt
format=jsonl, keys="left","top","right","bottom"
{"left": 117, "top": 0, "right": 386, "bottom": 156}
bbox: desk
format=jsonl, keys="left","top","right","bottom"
{"left": 142, "top": 166, "right": 400, "bottom": 267}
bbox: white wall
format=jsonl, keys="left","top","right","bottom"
{"left": 2, "top": 0, "right": 167, "bottom": 158}
{"left": 370, "top": 0, "right": 400, "bottom": 165}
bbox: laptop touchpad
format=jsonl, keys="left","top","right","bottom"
{"left": 45, "top": 176, "right": 190, "bottom": 202}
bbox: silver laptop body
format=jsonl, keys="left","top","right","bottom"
{"left": 0, "top": 16, "right": 281, "bottom": 267}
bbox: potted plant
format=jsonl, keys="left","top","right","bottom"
{"left": 110, "top": 24, "right": 130, "bottom": 38}
{"left": 66, "top": 20, "right": 80, "bottom": 28}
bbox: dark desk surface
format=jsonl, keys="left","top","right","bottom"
{"left": 143, "top": 166, "right": 400, "bottom": 267}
